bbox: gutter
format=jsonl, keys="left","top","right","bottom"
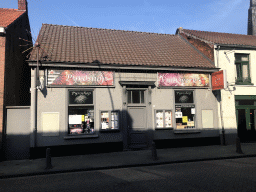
{"left": 28, "top": 62, "right": 219, "bottom": 73}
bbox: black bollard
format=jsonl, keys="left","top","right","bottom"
{"left": 236, "top": 137, "right": 243, "bottom": 154}
{"left": 45, "top": 148, "right": 53, "bottom": 169}
{"left": 152, "top": 141, "right": 158, "bottom": 161}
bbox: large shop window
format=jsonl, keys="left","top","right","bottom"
{"left": 235, "top": 54, "right": 252, "bottom": 85}
{"left": 175, "top": 91, "right": 195, "bottom": 129}
{"left": 68, "top": 90, "right": 94, "bottom": 135}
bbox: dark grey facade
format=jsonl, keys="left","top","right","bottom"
{"left": 248, "top": 0, "right": 256, "bottom": 35}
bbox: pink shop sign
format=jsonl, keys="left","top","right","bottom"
{"left": 158, "top": 73, "right": 210, "bottom": 87}
{"left": 48, "top": 70, "right": 114, "bottom": 86}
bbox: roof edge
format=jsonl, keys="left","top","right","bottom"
{"left": 28, "top": 61, "right": 219, "bottom": 72}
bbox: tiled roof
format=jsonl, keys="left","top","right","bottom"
{"left": 29, "top": 24, "right": 215, "bottom": 68}
{"left": 181, "top": 29, "right": 256, "bottom": 47}
{"left": 0, "top": 8, "right": 25, "bottom": 28}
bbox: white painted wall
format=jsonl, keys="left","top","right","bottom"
{"left": 214, "top": 48, "right": 256, "bottom": 133}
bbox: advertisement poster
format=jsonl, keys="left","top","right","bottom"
{"left": 69, "top": 115, "right": 82, "bottom": 124}
{"left": 175, "top": 112, "right": 182, "bottom": 118}
{"left": 48, "top": 70, "right": 114, "bottom": 86}
{"left": 158, "top": 73, "right": 209, "bottom": 87}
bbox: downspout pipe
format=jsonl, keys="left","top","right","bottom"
{"left": 30, "top": 43, "right": 39, "bottom": 152}
{"left": 215, "top": 45, "right": 226, "bottom": 145}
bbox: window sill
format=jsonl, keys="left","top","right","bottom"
{"left": 155, "top": 127, "right": 174, "bottom": 130}
{"left": 173, "top": 129, "right": 201, "bottom": 134}
{"left": 64, "top": 134, "right": 99, "bottom": 139}
{"left": 100, "top": 129, "right": 120, "bottom": 133}
{"left": 235, "top": 82, "right": 254, "bottom": 86}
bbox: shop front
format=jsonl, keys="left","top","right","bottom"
{"left": 32, "top": 68, "right": 220, "bottom": 152}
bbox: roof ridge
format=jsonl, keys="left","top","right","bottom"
{"left": 183, "top": 28, "right": 250, "bottom": 36}
{"left": 0, "top": 8, "right": 19, "bottom": 11}
{"left": 42, "top": 23, "right": 175, "bottom": 36}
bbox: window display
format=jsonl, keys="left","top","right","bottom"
{"left": 155, "top": 110, "right": 172, "bottom": 128}
{"left": 175, "top": 90, "right": 195, "bottom": 129}
{"left": 68, "top": 90, "right": 94, "bottom": 135}
{"left": 101, "top": 111, "right": 119, "bottom": 130}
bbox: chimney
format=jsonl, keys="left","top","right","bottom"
{"left": 18, "top": 0, "right": 27, "bottom": 12}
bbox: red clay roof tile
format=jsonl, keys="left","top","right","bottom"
{"left": 0, "top": 8, "right": 25, "bottom": 28}
{"left": 29, "top": 24, "right": 215, "bottom": 68}
{"left": 181, "top": 29, "right": 256, "bottom": 47}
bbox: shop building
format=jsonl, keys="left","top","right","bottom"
{"left": 22, "top": 24, "right": 220, "bottom": 158}
{"left": 177, "top": 27, "right": 256, "bottom": 144}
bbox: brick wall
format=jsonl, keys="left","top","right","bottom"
{"left": 0, "top": 36, "right": 6, "bottom": 149}
{"left": 180, "top": 33, "right": 214, "bottom": 62}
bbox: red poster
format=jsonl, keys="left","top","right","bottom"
{"left": 211, "top": 70, "right": 227, "bottom": 90}
{"left": 48, "top": 70, "right": 114, "bottom": 86}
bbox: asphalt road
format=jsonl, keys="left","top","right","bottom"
{"left": 1, "top": 157, "right": 256, "bottom": 192}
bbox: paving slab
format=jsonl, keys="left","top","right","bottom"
{"left": 0, "top": 143, "right": 255, "bottom": 179}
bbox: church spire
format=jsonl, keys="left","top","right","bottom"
{"left": 248, "top": 0, "right": 256, "bottom": 35}
{"left": 251, "top": 0, "right": 256, "bottom": 7}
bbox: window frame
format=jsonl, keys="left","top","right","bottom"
{"left": 174, "top": 90, "right": 196, "bottom": 130}
{"left": 100, "top": 110, "right": 120, "bottom": 132}
{"left": 67, "top": 89, "right": 95, "bottom": 135}
{"left": 235, "top": 54, "right": 252, "bottom": 85}
{"left": 155, "top": 109, "right": 173, "bottom": 129}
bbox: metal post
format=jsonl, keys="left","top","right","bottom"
{"left": 45, "top": 148, "right": 52, "bottom": 169}
{"left": 151, "top": 141, "right": 158, "bottom": 161}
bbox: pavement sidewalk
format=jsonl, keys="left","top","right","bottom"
{"left": 0, "top": 143, "right": 256, "bottom": 179}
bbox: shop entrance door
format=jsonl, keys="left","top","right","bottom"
{"left": 236, "top": 107, "right": 256, "bottom": 142}
{"left": 127, "top": 106, "right": 147, "bottom": 148}
{"left": 126, "top": 88, "right": 148, "bottom": 149}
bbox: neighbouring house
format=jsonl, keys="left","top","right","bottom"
{"left": 0, "top": 0, "right": 32, "bottom": 160}
{"left": 17, "top": 23, "right": 220, "bottom": 159}
{"left": 177, "top": 27, "right": 256, "bottom": 144}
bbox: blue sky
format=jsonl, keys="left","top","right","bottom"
{"left": 0, "top": 0, "right": 249, "bottom": 41}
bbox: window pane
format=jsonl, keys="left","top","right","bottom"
{"left": 235, "top": 54, "right": 249, "bottom": 62}
{"left": 236, "top": 64, "right": 241, "bottom": 78}
{"left": 175, "top": 91, "right": 193, "bottom": 103}
{"left": 241, "top": 55, "right": 249, "bottom": 61}
{"left": 132, "top": 91, "right": 140, "bottom": 103}
{"left": 69, "top": 91, "right": 93, "bottom": 104}
{"left": 239, "top": 100, "right": 254, "bottom": 105}
{"left": 243, "top": 64, "right": 248, "bottom": 79}
{"left": 68, "top": 106, "right": 94, "bottom": 134}
{"left": 156, "top": 110, "right": 164, "bottom": 128}
{"left": 140, "top": 91, "right": 144, "bottom": 103}
{"left": 175, "top": 106, "right": 195, "bottom": 129}
{"left": 128, "top": 91, "right": 132, "bottom": 103}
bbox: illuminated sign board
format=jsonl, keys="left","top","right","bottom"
{"left": 211, "top": 70, "right": 227, "bottom": 90}
{"left": 47, "top": 70, "right": 114, "bottom": 86}
{"left": 158, "top": 73, "right": 210, "bottom": 87}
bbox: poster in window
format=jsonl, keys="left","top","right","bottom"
{"left": 175, "top": 91, "right": 193, "bottom": 103}
{"left": 69, "top": 91, "right": 93, "bottom": 104}
{"left": 165, "top": 110, "right": 172, "bottom": 127}
{"left": 175, "top": 112, "right": 182, "bottom": 118}
{"left": 69, "top": 115, "right": 82, "bottom": 124}
{"left": 156, "top": 111, "right": 164, "bottom": 128}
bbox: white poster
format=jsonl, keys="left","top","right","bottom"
{"left": 191, "top": 108, "right": 195, "bottom": 114}
{"left": 69, "top": 115, "right": 82, "bottom": 124}
{"left": 175, "top": 112, "right": 182, "bottom": 118}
